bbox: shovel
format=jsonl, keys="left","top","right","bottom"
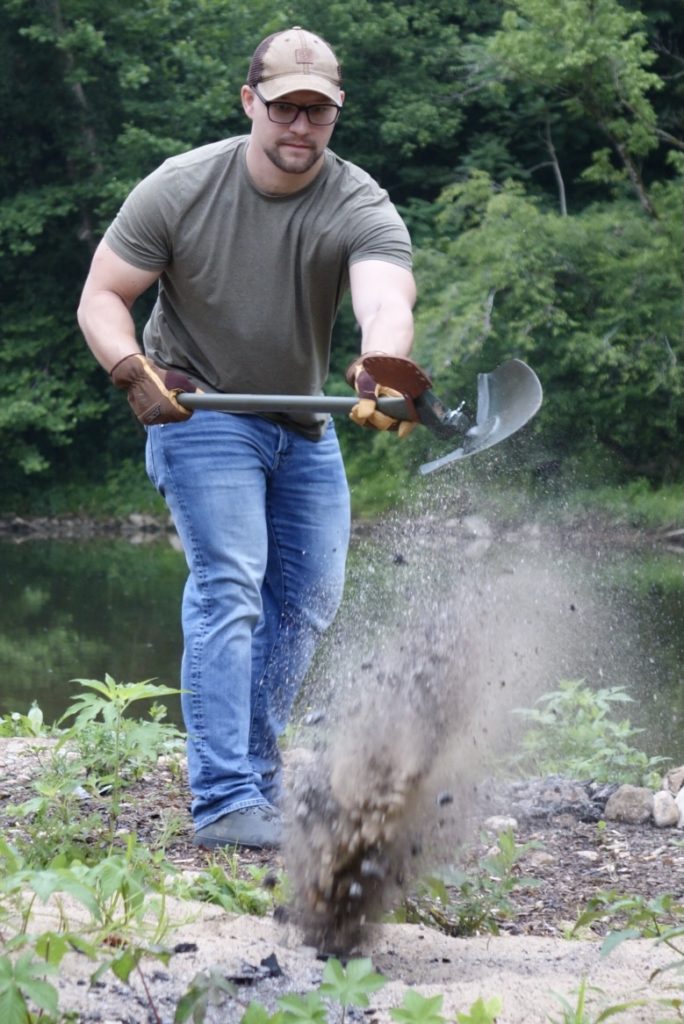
{"left": 177, "top": 358, "right": 542, "bottom": 475}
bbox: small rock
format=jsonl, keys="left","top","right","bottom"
{"left": 576, "top": 850, "right": 599, "bottom": 863}
{"left": 652, "top": 790, "right": 679, "bottom": 827}
{"left": 676, "top": 788, "right": 684, "bottom": 828}
{"left": 526, "top": 850, "right": 556, "bottom": 868}
{"left": 604, "top": 784, "right": 654, "bottom": 825}
{"left": 483, "top": 815, "right": 518, "bottom": 834}
{"left": 664, "top": 765, "right": 684, "bottom": 796}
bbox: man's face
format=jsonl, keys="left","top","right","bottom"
{"left": 242, "top": 87, "right": 343, "bottom": 178}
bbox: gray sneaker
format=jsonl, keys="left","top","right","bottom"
{"left": 193, "top": 805, "right": 282, "bottom": 850}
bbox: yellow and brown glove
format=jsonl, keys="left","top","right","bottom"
{"left": 110, "top": 354, "right": 199, "bottom": 425}
{"left": 345, "top": 353, "right": 432, "bottom": 439}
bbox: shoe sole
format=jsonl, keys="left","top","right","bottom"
{"left": 192, "top": 833, "right": 280, "bottom": 851}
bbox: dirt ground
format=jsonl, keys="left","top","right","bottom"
{"left": 2, "top": 740, "right": 684, "bottom": 1023}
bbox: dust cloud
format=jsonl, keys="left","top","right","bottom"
{"left": 282, "top": 482, "right": 623, "bottom": 952}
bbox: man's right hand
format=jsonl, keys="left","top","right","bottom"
{"left": 345, "top": 353, "right": 432, "bottom": 438}
{"left": 110, "top": 353, "right": 198, "bottom": 425}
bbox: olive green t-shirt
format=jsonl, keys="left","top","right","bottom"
{"left": 104, "top": 136, "right": 412, "bottom": 437}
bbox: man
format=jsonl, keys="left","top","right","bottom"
{"left": 77, "top": 26, "right": 420, "bottom": 850}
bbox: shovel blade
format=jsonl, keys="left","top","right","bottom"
{"left": 419, "top": 359, "right": 542, "bottom": 475}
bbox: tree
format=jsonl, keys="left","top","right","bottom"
{"left": 0, "top": 0, "right": 276, "bottom": 496}
{"left": 411, "top": 167, "right": 684, "bottom": 480}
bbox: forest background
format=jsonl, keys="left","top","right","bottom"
{"left": 1, "top": 0, "right": 682, "bottom": 518}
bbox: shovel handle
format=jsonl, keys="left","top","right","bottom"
{"left": 177, "top": 392, "right": 412, "bottom": 418}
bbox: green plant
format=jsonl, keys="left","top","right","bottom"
{"left": 0, "top": 702, "right": 50, "bottom": 739}
{"left": 320, "top": 957, "right": 387, "bottom": 1022}
{"left": 5, "top": 744, "right": 107, "bottom": 866}
{"left": 174, "top": 967, "right": 238, "bottom": 1023}
{"left": 568, "top": 892, "right": 684, "bottom": 1021}
{"left": 547, "top": 977, "right": 640, "bottom": 1023}
{"left": 176, "top": 857, "right": 276, "bottom": 917}
{"left": 391, "top": 990, "right": 446, "bottom": 1024}
{"left": 574, "top": 892, "right": 684, "bottom": 955}
{"left": 0, "top": 950, "right": 61, "bottom": 1024}
{"left": 400, "top": 829, "right": 541, "bottom": 936}
{"left": 174, "top": 958, "right": 506, "bottom": 1024}
{"left": 57, "top": 675, "right": 183, "bottom": 829}
{"left": 511, "top": 680, "right": 669, "bottom": 786}
{"left": 456, "top": 997, "right": 503, "bottom": 1024}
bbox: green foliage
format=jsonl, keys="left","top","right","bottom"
{"left": 488, "top": 0, "right": 664, "bottom": 187}
{"left": 574, "top": 891, "right": 684, "bottom": 950}
{"left": 566, "top": 891, "right": 684, "bottom": 1020}
{"left": 174, "top": 968, "right": 237, "bottom": 1024}
{"left": 0, "top": 951, "right": 59, "bottom": 1024}
{"left": 547, "top": 977, "right": 632, "bottom": 1024}
{"left": 6, "top": 748, "right": 105, "bottom": 866}
{"left": 456, "top": 996, "right": 503, "bottom": 1024}
{"left": 391, "top": 990, "right": 446, "bottom": 1024}
{"left": 412, "top": 169, "right": 684, "bottom": 482}
{"left": 511, "top": 680, "right": 670, "bottom": 785}
{"left": 563, "top": 480, "right": 684, "bottom": 532}
{"left": 0, "top": 702, "right": 48, "bottom": 738}
{"left": 401, "top": 828, "right": 541, "bottom": 936}
{"left": 177, "top": 859, "right": 275, "bottom": 917}
{"left": 1, "top": 0, "right": 683, "bottom": 509}
{"left": 320, "top": 956, "right": 386, "bottom": 1010}
{"left": 57, "top": 675, "right": 184, "bottom": 827}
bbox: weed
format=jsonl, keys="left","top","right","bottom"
{"left": 399, "top": 829, "right": 541, "bottom": 936}
{"left": 510, "top": 679, "right": 669, "bottom": 787}
{"left": 0, "top": 702, "right": 50, "bottom": 739}
{"left": 176, "top": 856, "right": 277, "bottom": 916}
{"left": 57, "top": 675, "right": 184, "bottom": 831}
{"left": 6, "top": 747, "right": 106, "bottom": 866}
{"left": 174, "top": 967, "right": 238, "bottom": 1023}
{"left": 569, "top": 891, "right": 684, "bottom": 1021}
{"left": 0, "top": 950, "right": 60, "bottom": 1022}
{"left": 175, "top": 957, "right": 504, "bottom": 1024}
{"left": 547, "top": 977, "right": 640, "bottom": 1023}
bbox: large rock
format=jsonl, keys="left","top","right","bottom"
{"left": 604, "top": 784, "right": 654, "bottom": 824}
{"left": 652, "top": 790, "right": 679, "bottom": 827}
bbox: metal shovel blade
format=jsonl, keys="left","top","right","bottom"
{"left": 418, "top": 359, "right": 542, "bottom": 475}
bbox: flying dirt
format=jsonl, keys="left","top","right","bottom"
{"left": 282, "top": 490, "right": 610, "bottom": 951}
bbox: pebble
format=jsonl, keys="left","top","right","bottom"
{"left": 484, "top": 815, "right": 519, "bottom": 834}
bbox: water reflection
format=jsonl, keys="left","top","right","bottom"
{"left": 1, "top": 537, "right": 187, "bottom": 725}
{"left": 1, "top": 530, "right": 682, "bottom": 761}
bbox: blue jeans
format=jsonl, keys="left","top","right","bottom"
{"left": 145, "top": 412, "right": 350, "bottom": 830}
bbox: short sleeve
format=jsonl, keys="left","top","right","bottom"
{"left": 104, "top": 162, "right": 178, "bottom": 271}
{"left": 346, "top": 192, "right": 412, "bottom": 272}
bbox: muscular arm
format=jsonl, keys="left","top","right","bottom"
{"left": 349, "top": 260, "right": 416, "bottom": 358}
{"left": 77, "top": 240, "right": 162, "bottom": 373}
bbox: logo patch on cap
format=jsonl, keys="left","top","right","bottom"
{"left": 295, "top": 47, "right": 314, "bottom": 68}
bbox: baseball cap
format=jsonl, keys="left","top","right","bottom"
{"left": 247, "top": 26, "right": 342, "bottom": 104}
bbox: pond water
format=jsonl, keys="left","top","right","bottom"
{"left": 1, "top": 526, "right": 683, "bottom": 763}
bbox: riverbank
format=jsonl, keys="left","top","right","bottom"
{"left": 2, "top": 736, "right": 684, "bottom": 1023}
{"left": 1, "top": 508, "right": 683, "bottom": 549}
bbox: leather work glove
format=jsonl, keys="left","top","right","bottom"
{"left": 345, "top": 353, "right": 432, "bottom": 439}
{"left": 110, "top": 353, "right": 199, "bottom": 425}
